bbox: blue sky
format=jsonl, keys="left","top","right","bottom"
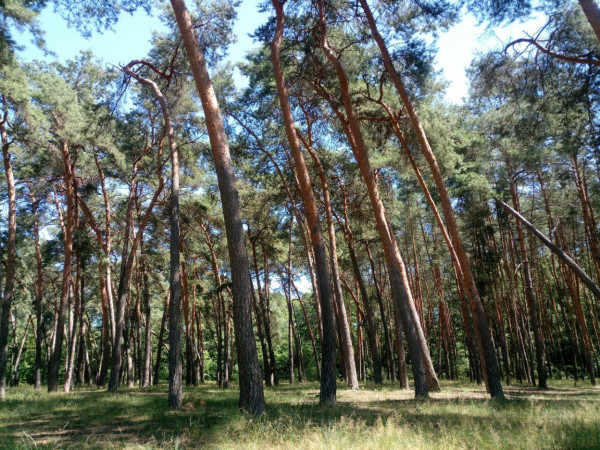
{"left": 16, "top": 1, "right": 544, "bottom": 104}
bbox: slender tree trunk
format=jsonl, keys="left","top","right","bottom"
{"left": 154, "top": 290, "right": 170, "bottom": 385}
{"left": 48, "top": 141, "right": 76, "bottom": 393}
{"left": 170, "top": 0, "right": 265, "bottom": 415}
{"left": 291, "top": 278, "right": 320, "bottom": 379}
{"left": 316, "top": 2, "right": 436, "bottom": 396}
{"left": 507, "top": 174, "right": 547, "bottom": 388}
{"left": 270, "top": 0, "right": 337, "bottom": 404}
{"left": 10, "top": 317, "right": 31, "bottom": 386}
{"left": 334, "top": 180, "right": 382, "bottom": 383}
{"left": 365, "top": 242, "right": 397, "bottom": 383}
{"left": 29, "top": 188, "right": 44, "bottom": 390}
{"left": 249, "top": 237, "right": 275, "bottom": 386}
{"left": 141, "top": 258, "right": 153, "bottom": 388}
{"left": 64, "top": 259, "right": 81, "bottom": 393}
{"left": 108, "top": 179, "right": 136, "bottom": 392}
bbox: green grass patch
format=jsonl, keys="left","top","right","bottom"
{"left": 1, "top": 380, "right": 599, "bottom": 448}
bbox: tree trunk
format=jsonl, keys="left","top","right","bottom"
{"left": 170, "top": 0, "right": 265, "bottom": 416}
{"left": 48, "top": 141, "right": 76, "bottom": 393}
{"left": 29, "top": 188, "right": 44, "bottom": 390}
{"left": 301, "top": 137, "right": 359, "bottom": 389}
{"left": 359, "top": 0, "right": 502, "bottom": 399}
{"left": 579, "top": 0, "right": 600, "bottom": 43}
{"left": 507, "top": 174, "right": 547, "bottom": 388}
{"left": 270, "top": 0, "right": 337, "bottom": 404}
{"left": 154, "top": 290, "right": 170, "bottom": 385}
{"left": 365, "top": 242, "right": 397, "bottom": 384}
{"left": 316, "top": 2, "right": 436, "bottom": 396}
{"left": 141, "top": 259, "right": 153, "bottom": 388}
{"left": 10, "top": 317, "right": 31, "bottom": 386}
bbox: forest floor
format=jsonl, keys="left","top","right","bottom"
{"left": 0, "top": 379, "right": 599, "bottom": 449}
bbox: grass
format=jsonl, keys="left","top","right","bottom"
{"left": 1, "top": 380, "right": 599, "bottom": 449}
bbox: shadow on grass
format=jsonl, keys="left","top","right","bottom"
{"left": 0, "top": 381, "right": 599, "bottom": 448}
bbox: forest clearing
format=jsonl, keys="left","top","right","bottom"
{"left": 2, "top": 381, "right": 600, "bottom": 448}
{"left": 2, "top": 0, "right": 600, "bottom": 448}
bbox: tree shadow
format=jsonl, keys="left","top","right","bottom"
{"left": 1, "top": 382, "right": 599, "bottom": 448}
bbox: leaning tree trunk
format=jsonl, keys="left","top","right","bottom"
{"left": 579, "top": 0, "right": 600, "bottom": 43}
{"left": 270, "top": 0, "right": 337, "bottom": 404}
{"left": 358, "top": 0, "right": 502, "bottom": 399}
{"left": 316, "top": 0, "right": 436, "bottom": 397}
{"left": 496, "top": 198, "right": 597, "bottom": 385}
{"left": 170, "top": 0, "right": 265, "bottom": 416}
{"left": 301, "top": 138, "right": 358, "bottom": 389}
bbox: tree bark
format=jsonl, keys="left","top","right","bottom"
{"left": 170, "top": 0, "right": 265, "bottom": 416}
{"left": 579, "top": 0, "right": 600, "bottom": 43}
{"left": 358, "top": 0, "right": 503, "bottom": 399}
{"left": 270, "top": 0, "right": 337, "bottom": 404}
